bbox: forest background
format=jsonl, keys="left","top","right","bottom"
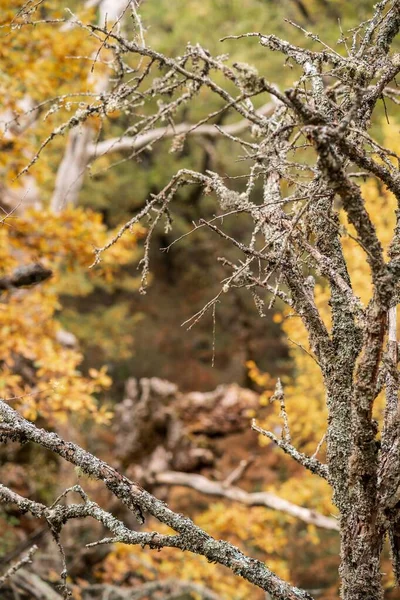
{"left": 0, "top": 1, "right": 398, "bottom": 598}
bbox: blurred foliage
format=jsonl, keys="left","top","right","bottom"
{"left": 0, "top": 205, "right": 144, "bottom": 423}
{"left": 0, "top": 0, "right": 100, "bottom": 184}
{"left": 1, "top": 1, "right": 399, "bottom": 599}
{"left": 61, "top": 302, "right": 143, "bottom": 362}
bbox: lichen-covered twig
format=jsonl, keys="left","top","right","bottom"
{"left": 0, "top": 544, "right": 38, "bottom": 588}
{"left": 252, "top": 420, "right": 329, "bottom": 481}
{"left": 0, "top": 401, "right": 314, "bottom": 600}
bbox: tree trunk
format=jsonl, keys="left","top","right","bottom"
{"left": 340, "top": 524, "right": 384, "bottom": 600}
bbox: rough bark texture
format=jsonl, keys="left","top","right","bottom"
{"left": 1, "top": 1, "right": 400, "bottom": 599}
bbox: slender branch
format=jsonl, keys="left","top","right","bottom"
{"left": 251, "top": 420, "right": 330, "bottom": 481}
{"left": 0, "top": 401, "right": 314, "bottom": 600}
{"left": 87, "top": 102, "right": 275, "bottom": 158}
{"left": 155, "top": 471, "right": 338, "bottom": 531}
{"left": 84, "top": 579, "right": 222, "bottom": 600}
{"left": 0, "top": 545, "right": 38, "bottom": 588}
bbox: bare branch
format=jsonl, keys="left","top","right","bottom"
{"left": 251, "top": 420, "right": 330, "bottom": 481}
{"left": 155, "top": 471, "right": 338, "bottom": 531}
{"left": 87, "top": 101, "right": 275, "bottom": 158}
{"left": 0, "top": 401, "right": 314, "bottom": 600}
{"left": 0, "top": 263, "right": 53, "bottom": 292}
{"left": 0, "top": 545, "right": 38, "bottom": 588}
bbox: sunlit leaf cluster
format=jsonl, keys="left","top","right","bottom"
{"left": 0, "top": 206, "right": 144, "bottom": 423}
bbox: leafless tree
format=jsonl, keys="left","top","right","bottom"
{"left": 1, "top": 1, "right": 400, "bottom": 599}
